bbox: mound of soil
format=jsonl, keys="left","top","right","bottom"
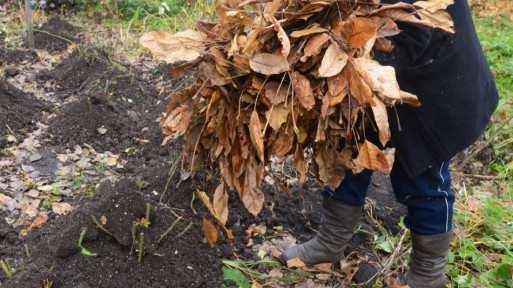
{"left": 0, "top": 48, "right": 36, "bottom": 65}
{"left": 34, "top": 17, "right": 79, "bottom": 52}
{"left": 0, "top": 80, "right": 49, "bottom": 148}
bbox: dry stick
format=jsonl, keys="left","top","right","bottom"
{"left": 157, "top": 216, "right": 183, "bottom": 244}
{"left": 159, "top": 150, "right": 184, "bottom": 204}
{"left": 456, "top": 115, "right": 513, "bottom": 171}
{"left": 452, "top": 173, "right": 500, "bottom": 180}
{"left": 1, "top": 260, "right": 12, "bottom": 279}
{"left": 362, "top": 229, "right": 409, "bottom": 286}
{"left": 32, "top": 29, "right": 76, "bottom": 45}
{"left": 91, "top": 216, "right": 114, "bottom": 237}
{"left": 24, "top": 0, "right": 34, "bottom": 49}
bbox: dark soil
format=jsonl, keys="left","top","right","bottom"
{"left": 0, "top": 17, "right": 407, "bottom": 288}
{"left": 34, "top": 17, "right": 79, "bottom": 52}
{"left": 0, "top": 80, "right": 50, "bottom": 148}
{"left": 0, "top": 47, "right": 36, "bottom": 65}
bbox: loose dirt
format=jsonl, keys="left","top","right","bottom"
{"left": 0, "top": 17, "right": 407, "bottom": 288}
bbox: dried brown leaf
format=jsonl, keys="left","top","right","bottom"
{"left": 139, "top": 30, "right": 206, "bottom": 65}
{"left": 300, "top": 33, "right": 330, "bottom": 62}
{"left": 249, "top": 110, "right": 265, "bottom": 162}
{"left": 354, "top": 140, "right": 394, "bottom": 174}
{"left": 318, "top": 43, "right": 348, "bottom": 77}
{"left": 242, "top": 156, "right": 265, "bottom": 216}
{"left": 250, "top": 53, "right": 290, "bottom": 75}
{"left": 203, "top": 217, "right": 218, "bottom": 248}
{"left": 413, "top": 0, "right": 454, "bottom": 13}
{"left": 348, "top": 18, "right": 377, "bottom": 49}
{"left": 213, "top": 182, "right": 229, "bottom": 225}
{"left": 265, "top": 100, "right": 292, "bottom": 131}
{"left": 292, "top": 71, "right": 316, "bottom": 110}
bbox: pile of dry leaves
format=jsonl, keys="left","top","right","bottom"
{"left": 139, "top": 0, "right": 454, "bottom": 242}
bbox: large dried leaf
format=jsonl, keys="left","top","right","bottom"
{"left": 354, "top": 140, "right": 395, "bottom": 174}
{"left": 249, "top": 110, "right": 265, "bottom": 162}
{"left": 348, "top": 18, "right": 377, "bottom": 49}
{"left": 300, "top": 33, "right": 330, "bottom": 62}
{"left": 139, "top": 30, "right": 206, "bottom": 65}
{"left": 213, "top": 182, "right": 229, "bottom": 225}
{"left": 318, "top": 43, "right": 348, "bottom": 77}
{"left": 354, "top": 58, "right": 401, "bottom": 105}
{"left": 264, "top": 81, "right": 288, "bottom": 105}
{"left": 250, "top": 53, "right": 290, "bottom": 75}
{"left": 197, "top": 189, "right": 235, "bottom": 243}
{"left": 314, "top": 147, "right": 334, "bottom": 186}
{"left": 376, "top": 7, "right": 455, "bottom": 33}
{"left": 370, "top": 96, "right": 391, "bottom": 146}
{"left": 269, "top": 14, "right": 291, "bottom": 58}
{"left": 413, "top": 0, "right": 454, "bottom": 13}
{"left": 292, "top": 71, "right": 315, "bottom": 110}
{"left": 203, "top": 217, "right": 218, "bottom": 248}
{"left": 273, "top": 124, "right": 294, "bottom": 155}
{"left": 294, "top": 144, "right": 307, "bottom": 185}
{"left": 242, "top": 157, "right": 265, "bottom": 216}
{"left": 290, "top": 27, "right": 328, "bottom": 38}
{"left": 265, "top": 100, "right": 292, "bottom": 131}
{"left": 346, "top": 61, "right": 375, "bottom": 106}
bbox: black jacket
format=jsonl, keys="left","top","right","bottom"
{"left": 375, "top": 0, "right": 499, "bottom": 178}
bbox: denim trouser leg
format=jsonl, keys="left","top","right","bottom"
{"left": 322, "top": 161, "right": 455, "bottom": 236}
{"left": 390, "top": 160, "right": 455, "bottom": 235}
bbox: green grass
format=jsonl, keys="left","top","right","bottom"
{"left": 474, "top": 15, "right": 513, "bottom": 180}
{"left": 72, "top": 0, "right": 216, "bottom": 32}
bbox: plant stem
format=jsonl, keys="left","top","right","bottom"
{"left": 24, "top": 244, "right": 30, "bottom": 258}
{"left": 138, "top": 233, "right": 144, "bottom": 263}
{"left": 157, "top": 216, "right": 183, "bottom": 244}
{"left": 91, "top": 216, "right": 114, "bottom": 236}
{"left": 145, "top": 203, "right": 151, "bottom": 223}
{"left": 176, "top": 221, "right": 193, "bottom": 238}
{"left": 1, "top": 260, "right": 12, "bottom": 278}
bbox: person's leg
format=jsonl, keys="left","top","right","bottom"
{"left": 388, "top": 161, "right": 454, "bottom": 288}
{"left": 279, "top": 169, "right": 372, "bottom": 266}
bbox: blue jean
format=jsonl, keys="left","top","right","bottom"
{"left": 322, "top": 161, "right": 455, "bottom": 235}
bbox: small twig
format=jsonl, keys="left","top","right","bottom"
{"left": 91, "top": 216, "right": 114, "bottom": 237}
{"left": 176, "top": 221, "right": 193, "bottom": 237}
{"left": 138, "top": 233, "right": 144, "bottom": 263}
{"left": 452, "top": 172, "right": 500, "bottom": 180}
{"left": 24, "top": 0, "right": 34, "bottom": 49}
{"left": 159, "top": 150, "right": 184, "bottom": 204}
{"left": 1, "top": 260, "right": 12, "bottom": 279}
{"left": 456, "top": 115, "right": 513, "bottom": 171}
{"left": 157, "top": 216, "right": 183, "bottom": 244}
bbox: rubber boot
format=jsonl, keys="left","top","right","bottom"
{"left": 387, "top": 230, "right": 452, "bottom": 288}
{"left": 278, "top": 197, "right": 362, "bottom": 266}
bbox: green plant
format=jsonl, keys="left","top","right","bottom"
{"left": 78, "top": 229, "right": 98, "bottom": 257}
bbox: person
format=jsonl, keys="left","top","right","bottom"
{"left": 278, "top": 0, "right": 499, "bottom": 287}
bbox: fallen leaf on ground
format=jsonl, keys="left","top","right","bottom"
{"left": 467, "top": 198, "right": 482, "bottom": 212}
{"left": 30, "top": 214, "right": 49, "bottom": 228}
{"left": 52, "top": 202, "right": 72, "bottom": 215}
{"left": 287, "top": 257, "right": 306, "bottom": 268}
{"left": 202, "top": 217, "right": 218, "bottom": 248}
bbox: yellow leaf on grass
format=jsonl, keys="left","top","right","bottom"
{"left": 203, "top": 217, "right": 218, "bottom": 248}
{"left": 467, "top": 198, "right": 482, "bottom": 212}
